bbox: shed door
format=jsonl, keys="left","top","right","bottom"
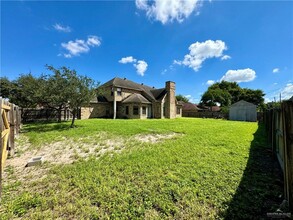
{"left": 236, "top": 109, "right": 246, "bottom": 121}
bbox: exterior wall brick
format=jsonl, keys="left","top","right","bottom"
{"left": 165, "top": 81, "right": 176, "bottom": 119}
{"left": 80, "top": 103, "right": 110, "bottom": 119}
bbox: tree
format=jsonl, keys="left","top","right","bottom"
{"left": 200, "top": 81, "right": 265, "bottom": 110}
{"left": 240, "top": 88, "right": 265, "bottom": 106}
{"left": 0, "top": 77, "right": 14, "bottom": 99}
{"left": 41, "top": 66, "right": 73, "bottom": 122}
{"left": 176, "top": 94, "right": 189, "bottom": 103}
{"left": 45, "top": 65, "right": 97, "bottom": 127}
{"left": 0, "top": 74, "right": 44, "bottom": 108}
{"left": 14, "top": 73, "right": 45, "bottom": 108}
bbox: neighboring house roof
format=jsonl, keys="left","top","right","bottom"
{"left": 230, "top": 100, "right": 256, "bottom": 107}
{"left": 211, "top": 106, "right": 221, "bottom": 112}
{"left": 122, "top": 93, "right": 151, "bottom": 104}
{"left": 182, "top": 102, "right": 202, "bottom": 111}
{"left": 101, "top": 77, "right": 166, "bottom": 102}
{"left": 198, "top": 105, "right": 220, "bottom": 112}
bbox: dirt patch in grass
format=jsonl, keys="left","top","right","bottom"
{"left": 3, "top": 132, "right": 179, "bottom": 185}
{"left": 134, "top": 132, "right": 181, "bottom": 143}
{"left": 3, "top": 134, "right": 126, "bottom": 184}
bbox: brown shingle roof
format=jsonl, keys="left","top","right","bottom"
{"left": 122, "top": 93, "right": 151, "bottom": 104}
{"left": 101, "top": 77, "right": 166, "bottom": 102}
{"left": 150, "top": 88, "right": 166, "bottom": 99}
{"left": 182, "top": 102, "right": 201, "bottom": 111}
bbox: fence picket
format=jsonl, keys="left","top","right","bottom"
{"left": 0, "top": 97, "right": 20, "bottom": 198}
{"left": 264, "top": 100, "right": 293, "bottom": 211}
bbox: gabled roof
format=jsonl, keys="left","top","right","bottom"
{"left": 122, "top": 93, "right": 151, "bottom": 104}
{"left": 102, "top": 77, "right": 148, "bottom": 91}
{"left": 151, "top": 88, "right": 167, "bottom": 101}
{"left": 101, "top": 77, "right": 166, "bottom": 102}
{"left": 231, "top": 100, "right": 256, "bottom": 107}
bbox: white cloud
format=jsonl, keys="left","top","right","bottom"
{"left": 206, "top": 80, "right": 215, "bottom": 86}
{"left": 184, "top": 94, "right": 198, "bottom": 103}
{"left": 174, "top": 40, "right": 229, "bottom": 71}
{"left": 161, "top": 69, "right": 167, "bottom": 75}
{"left": 221, "top": 55, "right": 231, "bottom": 60}
{"left": 273, "top": 68, "right": 279, "bottom": 73}
{"left": 134, "top": 60, "right": 148, "bottom": 76}
{"left": 264, "top": 97, "right": 272, "bottom": 103}
{"left": 220, "top": 68, "right": 256, "bottom": 83}
{"left": 119, "top": 56, "right": 137, "bottom": 64}
{"left": 61, "top": 40, "right": 89, "bottom": 57}
{"left": 135, "top": 0, "right": 201, "bottom": 24}
{"left": 53, "top": 23, "right": 71, "bottom": 33}
{"left": 87, "top": 35, "right": 101, "bottom": 46}
{"left": 119, "top": 56, "right": 148, "bottom": 76}
{"left": 61, "top": 35, "right": 101, "bottom": 58}
{"left": 281, "top": 83, "right": 293, "bottom": 100}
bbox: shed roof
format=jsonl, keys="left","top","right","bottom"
{"left": 230, "top": 100, "right": 256, "bottom": 107}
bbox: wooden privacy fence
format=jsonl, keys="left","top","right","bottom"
{"left": 182, "top": 111, "right": 228, "bottom": 119}
{"left": 264, "top": 99, "right": 293, "bottom": 211}
{"left": 21, "top": 108, "right": 73, "bottom": 122}
{"left": 0, "top": 97, "right": 21, "bottom": 197}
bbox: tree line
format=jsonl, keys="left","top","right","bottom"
{"left": 0, "top": 65, "right": 98, "bottom": 127}
{"left": 177, "top": 81, "right": 265, "bottom": 112}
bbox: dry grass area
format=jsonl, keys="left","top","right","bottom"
{"left": 4, "top": 132, "right": 181, "bottom": 185}
{"left": 134, "top": 132, "right": 180, "bottom": 143}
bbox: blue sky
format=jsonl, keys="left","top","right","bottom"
{"left": 1, "top": 0, "right": 293, "bottom": 103}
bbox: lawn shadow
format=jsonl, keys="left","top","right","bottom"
{"left": 221, "top": 123, "right": 284, "bottom": 219}
{"left": 21, "top": 121, "right": 82, "bottom": 133}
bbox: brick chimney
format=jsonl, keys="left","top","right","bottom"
{"left": 165, "top": 81, "right": 176, "bottom": 119}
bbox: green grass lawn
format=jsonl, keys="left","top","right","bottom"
{"left": 1, "top": 118, "right": 283, "bottom": 219}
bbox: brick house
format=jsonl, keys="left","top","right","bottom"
{"left": 80, "top": 77, "right": 182, "bottom": 119}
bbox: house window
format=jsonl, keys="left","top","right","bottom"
{"left": 111, "top": 87, "right": 114, "bottom": 96}
{"left": 133, "top": 106, "right": 139, "bottom": 115}
{"left": 142, "top": 106, "right": 146, "bottom": 115}
{"left": 126, "top": 106, "right": 129, "bottom": 115}
{"left": 117, "top": 88, "right": 122, "bottom": 96}
{"left": 177, "top": 107, "right": 181, "bottom": 114}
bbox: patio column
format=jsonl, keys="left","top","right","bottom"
{"left": 113, "top": 89, "right": 117, "bottom": 119}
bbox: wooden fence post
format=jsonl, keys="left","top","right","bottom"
{"left": 282, "top": 100, "right": 293, "bottom": 211}
{"left": 0, "top": 97, "right": 3, "bottom": 198}
{"left": 9, "top": 104, "right": 15, "bottom": 156}
{"left": 15, "top": 106, "right": 19, "bottom": 135}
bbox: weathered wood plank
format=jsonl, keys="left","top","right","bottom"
{"left": 1, "top": 132, "right": 9, "bottom": 171}
{"left": 9, "top": 104, "right": 15, "bottom": 156}
{"left": 2, "top": 110, "right": 9, "bottom": 129}
{"left": 282, "top": 100, "right": 293, "bottom": 211}
{"left": 0, "top": 97, "right": 3, "bottom": 198}
{"left": 1, "top": 129, "right": 10, "bottom": 138}
{"left": 1, "top": 104, "right": 10, "bottom": 111}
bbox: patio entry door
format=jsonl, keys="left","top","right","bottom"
{"left": 147, "top": 106, "right": 152, "bottom": 118}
